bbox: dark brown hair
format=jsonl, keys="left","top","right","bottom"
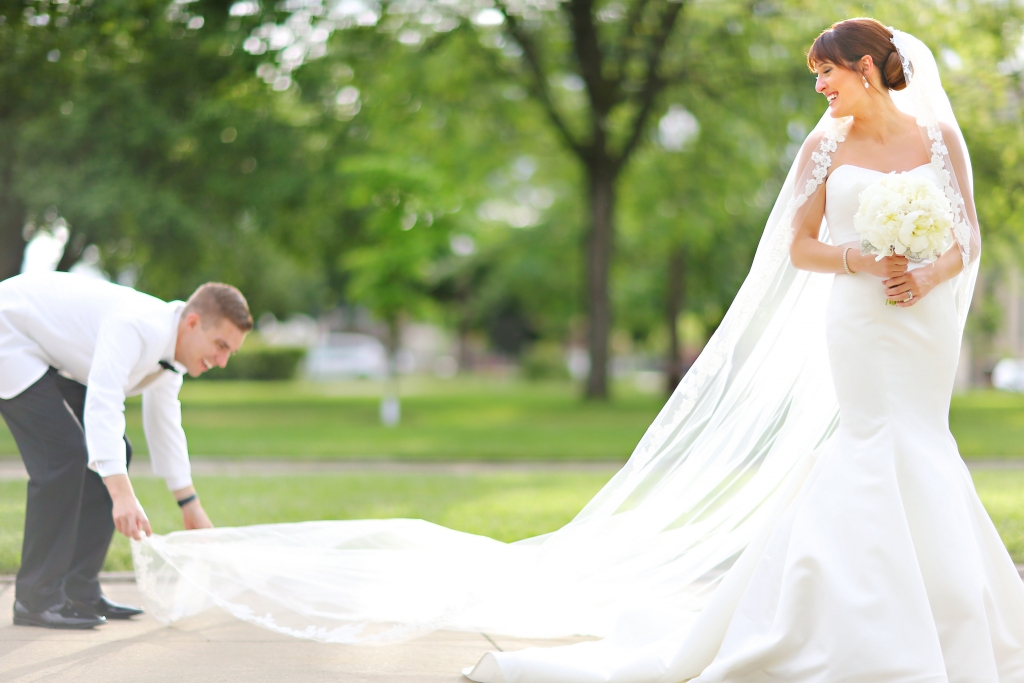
{"left": 184, "top": 282, "right": 254, "bottom": 332}
{"left": 807, "top": 18, "right": 908, "bottom": 92}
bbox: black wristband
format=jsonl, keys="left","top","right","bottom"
{"left": 176, "top": 494, "right": 198, "bottom": 508}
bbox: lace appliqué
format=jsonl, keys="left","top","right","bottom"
{"left": 925, "top": 125, "right": 971, "bottom": 268}
{"left": 803, "top": 128, "right": 844, "bottom": 200}
{"left": 923, "top": 124, "right": 976, "bottom": 327}
{"left": 889, "top": 32, "right": 914, "bottom": 86}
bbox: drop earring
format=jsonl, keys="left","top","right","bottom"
{"left": 862, "top": 75, "right": 870, "bottom": 89}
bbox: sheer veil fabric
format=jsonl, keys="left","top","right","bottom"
{"left": 133, "top": 28, "right": 984, "bottom": 677}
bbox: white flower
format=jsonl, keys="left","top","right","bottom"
{"left": 853, "top": 173, "right": 954, "bottom": 263}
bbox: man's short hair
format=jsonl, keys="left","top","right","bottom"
{"left": 184, "top": 283, "right": 254, "bottom": 332}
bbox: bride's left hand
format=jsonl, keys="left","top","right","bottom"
{"left": 884, "top": 266, "right": 937, "bottom": 307}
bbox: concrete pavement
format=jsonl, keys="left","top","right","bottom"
{"left": 0, "top": 579, "right": 591, "bottom": 682}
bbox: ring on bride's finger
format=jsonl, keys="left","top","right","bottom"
{"left": 904, "top": 291, "right": 914, "bottom": 302}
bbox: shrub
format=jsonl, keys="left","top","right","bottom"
{"left": 198, "top": 347, "right": 307, "bottom": 381}
{"left": 521, "top": 342, "right": 571, "bottom": 381}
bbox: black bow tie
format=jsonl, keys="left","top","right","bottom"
{"left": 158, "top": 360, "right": 180, "bottom": 373}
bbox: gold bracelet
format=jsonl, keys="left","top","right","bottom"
{"left": 843, "top": 247, "right": 855, "bottom": 275}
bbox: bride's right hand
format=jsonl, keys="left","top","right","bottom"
{"left": 850, "top": 251, "right": 908, "bottom": 279}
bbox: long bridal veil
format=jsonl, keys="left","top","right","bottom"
{"left": 133, "top": 28, "right": 980, "bottom": 656}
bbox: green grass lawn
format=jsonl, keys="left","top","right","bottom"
{"left": 3, "top": 468, "right": 1024, "bottom": 574}
{"left": 0, "top": 471, "right": 612, "bottom": 574}
{"left": 1, "top": 378, "right": 1021, "bottom": 460}
{"left": 0, "top": 378, "right": 664, "bottom": 461}
{"left": 949, "top": 391, "right": 1024, "bottom": 458}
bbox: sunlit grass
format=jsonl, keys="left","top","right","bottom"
{"left": 1, "top": 380, "right": 1020, "bottom": 460}
{"left": 949, "top": 391, "right": 1024, "bottom": 458}
{"left": 0, "top": 471, "right": 612, "bottom": 573}
{"left": 1, "top": 468, "right": 1024, "bottom": 574}
{"left": 969, "top": 469, "right": 1024, "bottom": 561}
{"left": 0, "top": 377, "right": 664, "bottom": 461}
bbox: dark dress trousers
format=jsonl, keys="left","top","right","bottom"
{"left": 0, "top": 368, "right": 132, "bottom": 612}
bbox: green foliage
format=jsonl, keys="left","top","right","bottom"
{"left": 334, "top": 156, "right": 453, "bottom": 340}
{"left": 0, "top": 0, "right": 331, "bottom": 313}
{"left": 197, "top": 347, "right": 306, "bottom": 381}
{"left": 521, "top": 342, "right": 572, "bottom": 381}
{"left": 2, "top": 0, "right": 1023, "bottom": 379}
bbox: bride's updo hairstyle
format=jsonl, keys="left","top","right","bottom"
{"left": 807, "top": 18, "right": 908, "bottom": 91}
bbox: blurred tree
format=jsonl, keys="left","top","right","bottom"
{"left": 6, "top": 0, "right": 1023, "bottom": 392}
{"left": 618, "top": 5, "right": 820, "bottom": 394}
{"left": 3, "top": 0, "right": 329, "bottom": 317}
{"left": 247, "top": 0, "right": 806, "bottom": 399}
{"left": 276, "top": 18, "right": 580, "bottom": 366}
{"left": 337, "top": 158, "right": 449, "bottom": 357}
{"left": 0, "top": 0, "right": 87, "bottom": 278}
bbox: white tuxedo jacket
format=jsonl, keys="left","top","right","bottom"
{"left": 0, "top": 272, "right": 192, "bottom": 489}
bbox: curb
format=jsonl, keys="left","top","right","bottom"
{"left": 0, "top": 571, "right": 135, "bottom": 584}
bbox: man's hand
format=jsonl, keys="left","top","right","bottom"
{"left": 103, "top": 474, "right": 152, "bottom": 540}
{"left": 172, "top": 485, "right": 215, "bottom": 531}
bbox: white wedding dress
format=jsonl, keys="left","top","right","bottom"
{"left": 464, "top": 164, "right": 1024, "bottom": 682}
{"left": 131, "top": 29, "right": 1024, "bottom": 683}
{"left": 703, "top": 164, "right": 1024, "bottom": 680}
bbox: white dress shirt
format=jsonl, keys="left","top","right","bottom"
{"left": 0, "top": 272, "right": 192, "bottom": 490}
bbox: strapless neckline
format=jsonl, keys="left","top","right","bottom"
{"left": 827, "top": 162, "right": 932, "bottom": 186}
{"left": 823, "top": 162, "right": 940, "bottom": 248}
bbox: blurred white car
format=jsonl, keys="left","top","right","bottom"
{"left": 305, "top": 333, "right": 389, "bottom": 380}
{"left": 992, "top": 358, "right": 1024, "bottom": 392}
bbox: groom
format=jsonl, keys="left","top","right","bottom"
{"left": 0, "top": 272, "right": 251, "bottom": 629}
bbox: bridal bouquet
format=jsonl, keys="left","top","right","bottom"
{"left": 853, "top": 173, "right": 954, "bottom": 305}
{"left": 854, "top": 173, "right": 953, "bottom": 263}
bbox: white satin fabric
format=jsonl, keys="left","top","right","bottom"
{"left": 465, "top": 165, "right": 1024, "bottom": 683}
{"left": 132, "top": 31, "right": 1008, "bottom": 681}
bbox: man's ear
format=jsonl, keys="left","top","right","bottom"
{"left": 185, "top": 312, "right": 202, "bottom": 330}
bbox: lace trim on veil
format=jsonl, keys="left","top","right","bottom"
{"left": 926, "top": 126, "right": 972, "bottom": 268}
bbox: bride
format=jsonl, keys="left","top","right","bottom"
{"left": 133, "top": 19, "right": 1024, "bottom": 682}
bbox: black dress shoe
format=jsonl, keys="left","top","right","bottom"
{"left": 13, "top": 600, "right": 106, "bottom": 629}
{"left": 70, "top": 595, "right": 145, "bottom": 620}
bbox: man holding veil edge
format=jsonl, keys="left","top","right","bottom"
{"left": 0, "top": 272, "right": 251, "bottom": 628}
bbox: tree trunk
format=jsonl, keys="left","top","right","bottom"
{"left": 665, "top": 247, "right": 687, "bottom": 395}
{"left": 455, "top": 283, "right": 474, "bottom": 373}
{"left": 380, "top": 317, "right": 402, "bottom": 426}
{"left": 457, "top": 316, "right": 474, "bottom": 373}
{"left": 584, "top": 162, "right": 616, "bottom": 399}
{"left": 0, "top": 139, "right": 26, "bottom": 281}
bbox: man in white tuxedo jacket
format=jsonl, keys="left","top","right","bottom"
{"left": 0, "top": 272, "right": 251, "bottom": 629}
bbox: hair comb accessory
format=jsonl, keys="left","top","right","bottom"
{"left": 888, "top": 27, "right": 914, "bottom": 85}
